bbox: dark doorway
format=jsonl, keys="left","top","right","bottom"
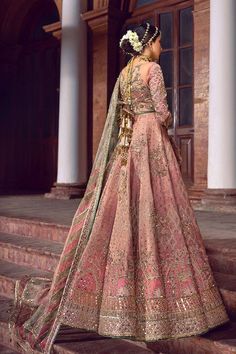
{"left": 0, "top": 0, "right": 61, "bottom": 194}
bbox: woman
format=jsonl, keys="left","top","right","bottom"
{"left": 9, "top": 23, "right": 229, "bottom": 353}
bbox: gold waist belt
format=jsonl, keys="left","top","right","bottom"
{"left": 134, "top": 109, "right": 155, "bottom": 115}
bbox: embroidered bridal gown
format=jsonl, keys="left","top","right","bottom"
{"left": 10, "top": 61, "right": 229, "bottom": 353}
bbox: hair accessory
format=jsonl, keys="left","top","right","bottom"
{"left": 119, "top": 30, "right": 143, "bottom": 53}
{"left": 119, "top": 25, "right": 159, "bottom": 54}
{"left": 140, "top": 23, "right": 150, "bottom": 44}
{"left": 146, "top": 26, "right": 159, "bottom": 46}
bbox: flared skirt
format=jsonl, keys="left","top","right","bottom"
{"left": 61, "top": 113, "right": 229, "bottom": 341}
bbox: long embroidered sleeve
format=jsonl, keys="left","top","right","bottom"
{"left": 148, "top": 63, "right": 172, "bottom": 128}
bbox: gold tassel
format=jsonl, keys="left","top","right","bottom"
{"left": 115, "top": 57, "right": 135, "bottom": 166}
{"left": 115, "top": 109, "right": 133, "bottom": 166}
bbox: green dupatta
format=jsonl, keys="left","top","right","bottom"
{"left": 9, "top": 74, "right": 121, "bottom": 354}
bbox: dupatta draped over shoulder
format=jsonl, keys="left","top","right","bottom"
{"left": 9, "top": 75, "right": 121, "bottom": 354}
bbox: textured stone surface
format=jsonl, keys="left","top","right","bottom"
{"left": 208, "top": 254, "right": 236, "bottom": 275}
{"left": 0, "top": 195, "right": 80, "bottom": 226}
{"left": 145, "top": 321, "right": 236, "bottom": 354}
{"left": 0, "top": 259, "right": 52, "bottom": 299}
{"left": 196, "top": 211, "right": 236, "bottom": 240}
{"left": 192, "top": 201, "right": 236, "bottom": 214}
{"left": 0, "top": 196, "right": 236, "bottom": 242}
{"left": 220, "top": 288, "right": 236, "bottom": 321}
{"left": 0, "top": 215, "right": 69, "bottom": 243}
{"left": 204, "top": 239, "right": 236, "bottom": 254}
{"left": 54, "top": 336, "right": 155, "bottom": 354}
{"left": 204, "top": 238, "right": 236, "bottom": 278}
{"left": 214, "top": 272, "right": 236, "bottom": 292}
{"left": 210, "top": 271, "right": 236, "bottom": 320}
{"left": 0, "top": 232, "right": 61, "bottom": 272}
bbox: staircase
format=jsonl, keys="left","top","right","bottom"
{"left": 0, "top": 199, "right": 235, "bottom": 353}
{"left": 0, "top": 215, "right": 154, "bottom": 354}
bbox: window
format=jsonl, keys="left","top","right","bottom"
{"left": 136, "top": 0, "right": 160, "bottom": 8}
{"left": 125, "top": 1, "right": 194, "bottom": 184}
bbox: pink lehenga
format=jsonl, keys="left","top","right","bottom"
{"left": 9, "top": 60, "right": 229, "bottom": 353}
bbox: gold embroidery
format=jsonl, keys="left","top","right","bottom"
{"left": 118, "top": 168, "right": 128, "bottom": 203}
{"left": 62, "top": 286, "right": 229, "bottom": 341}
{"left": 149, "top": 144, "right": 168, "bottom": 177}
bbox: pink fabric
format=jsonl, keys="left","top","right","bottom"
{"left": 61, "top": 62, "right": 229, "bottom": 340}
{"left": 10, "top": 62, "right": 229, "bottom": 352}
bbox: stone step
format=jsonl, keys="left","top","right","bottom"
{"left": 53, "top": 336, "right": 155, "bottom": 354}
{"left": 0, "top": 215, "right": 68, "bottom": 244}
{"left": 0, "top": 296, "right": 156, "bottom": 354}
{"left": 0, "top": 232, "right": 62, "bottom": 272}
{"left": 204, "top": 239, "right": 236, "bottom": 258}
{"left": 0, "top": 259, "right": 52, "bottom": 299}
{"left": 214, "top": 271, "right": 236, "bottom": 293}
{"left": 208, "top": 253, "right": 236, "bottom": 275}
{"left": 220, "top": 288, "right": 236, "bottom": 321}
{"left": 205, "top": 239, "right": 236, "bottom": 276}
{"left": 214, "top": 271, "right": 236, "bottom": 320}
{"left": 146, "top": 321, "right": 236, "bottom": 354}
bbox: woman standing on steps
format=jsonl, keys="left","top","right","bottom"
{"left": 9, "top": 22, "right": 229, "bottom": 353}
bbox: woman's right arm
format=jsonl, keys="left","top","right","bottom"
{"left": 148, "top": 62, "right": 172, "bottom": 128}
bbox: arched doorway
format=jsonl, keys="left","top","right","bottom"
{"left": 0, "top": 0, "right": 61, "bottom": 194}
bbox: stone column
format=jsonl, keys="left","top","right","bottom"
{"left": 45, "top": 0, "right": 88, "bottom": 199}
{"left": 202, "top": 0, "right": 236, "bottom": 205}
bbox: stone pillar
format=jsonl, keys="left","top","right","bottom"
{"left": 202, "top": 0, "right": 236, "bottom": 205}
{"left": 45, "top": 0, "right": 88, "bottom": 199}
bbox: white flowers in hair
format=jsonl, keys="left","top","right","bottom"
{"left": 119, "top": 30, "right": 143, "bottom": 53}
{"left": 119, "top": 24, "right": 159, "bottom": 54}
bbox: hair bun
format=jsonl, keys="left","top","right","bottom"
{"left": 119, "top": 23, "right": 160, "bottom": 56}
